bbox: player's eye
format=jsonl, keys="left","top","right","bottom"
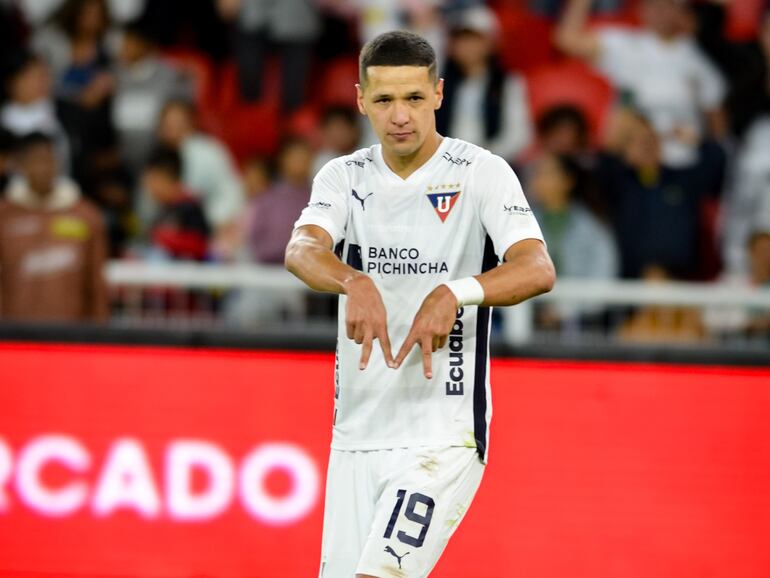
{"left": 409, "top": 96, "right": 424, "bottom": 102}
{"left": 375, "top": 97, "right": 390, "bottom": 104}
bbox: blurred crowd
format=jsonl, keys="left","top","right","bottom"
{"left": 0, "top": 0, "right": 769, "bottom": 339}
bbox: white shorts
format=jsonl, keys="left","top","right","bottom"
{"left": 319, "top": 445, "right": 485, "bottom": 578}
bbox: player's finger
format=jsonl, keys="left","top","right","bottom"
{"left": 346, "top": 319, "right": 354, "bottom": 340}
{"left": 421, "top": 336, "right": 433, "bottom": 379}
{"left": 377, "top": 325, "right": 395, "bottom": 368}
{"left": 437, "top": 334, "right": 448, "bottom": 349}
{"left": 359, "top": 331, "right": 373, "bottom": 370}
{"left": 353, "top": 322, "right": 365, "bottom": 345}
{"left": 393, "top": 331, "right": 417, "bottom": 368}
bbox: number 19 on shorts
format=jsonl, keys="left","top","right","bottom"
{"left": 383, "top": 489, "right": 435, "bottom": 548}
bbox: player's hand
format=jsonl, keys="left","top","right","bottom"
{"left": 394, "top": 284, "right": 458, "bottom": 379}
{"left": 343, "top": 273, "right": 395, "bottom": 370}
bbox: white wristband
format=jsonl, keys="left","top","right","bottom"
{"left": 443, "top": 277, "right": 485, "bottom": 307}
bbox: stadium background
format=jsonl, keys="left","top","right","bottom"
{"left": 1, "top": 0, "right": 769, "bottom": 576}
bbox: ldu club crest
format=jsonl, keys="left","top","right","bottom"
{"left": 426, "top": 188, "right": 460, "bottom": 223}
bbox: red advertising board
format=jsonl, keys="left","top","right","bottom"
{"left": 0, "top": 343, "right": 769, "bottom": 578}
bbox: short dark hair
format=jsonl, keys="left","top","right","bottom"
{"left": 359, "top": 30, "right": 437, "bottom": 86}
{"left": 537, "top": 105, "right": 589, "bottom": 143}
{"left": 15, "top": 131, "right": 54, "bottom": 155}
{"left": 145, "top": 146, "right": 182, "bottom": 179}
{"left": 320, "top": 105, "right": 358, "bottom": 127}
{"left": 122, "top": 18, "right": 156, "bottom": 44}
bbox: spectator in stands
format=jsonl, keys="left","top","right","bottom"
{"left": 18, "top": 0, "right": 145, "bottom": 27}
{"left": 705, "top": 229, "right": 770, "bottom": 337}
{"left": 312, "top": 105, "right": 361, "bottom": 177}
{"left": 0, "top": 132, "right": 108, "bottom": 322}
{"left": 113, "top": 20, "right": 190, "bottom": 172}
{"left": 536, "top": 104, "right": 591, "bottom": 159}
{"left": 1, "top": 52, "right": 71, "bottom": 173}
{"left": 555, "top": 0, "right": 727, "bottom": 168}
{"left": 213, "top": 154, "right": 271, "bottom": 262}
{"left": 0, "top": 128, "right": 14, "bottom": 194}
{"left": 137, "top": 0, "right": 229, "bottom": 62}
{"left": 436, "top": 6, "right": 532, "bottom": 164}
{"left": 217, "top": 0, "right": 320, "bottom": 111}
{"left": 247, "top": 138, "right": 312, "bottom": 264}
{"left": 619, "top": 264, "right": 706, "bottom": 343}
{"left": 32, "top": 0, "right": 118, "bottom": 190}
{"left": 156, "top": 99, "right": 244, "bottom": 236}
{"left": 597, "top": 110, "right": 724, "bottom": 279}
{"left": 531, "top": 153, "right": 618, "bottom": 280}
{"left": 694, "top": 1, "right": 770, "bottom": 139}
{"left": 32, "top": 0, "right": 112, "bottom": 90}
{"left": 721, "top": 117, "right": 770, "bottom": 275}
{"left": 748, "top": 230, "right": 770, "bottom": 288}
{"left": 141, "top": 147, "right": 209, "bottom": 261}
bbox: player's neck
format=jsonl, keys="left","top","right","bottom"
{"left": 382, "top": 132, "right": 443, "bottom": 180}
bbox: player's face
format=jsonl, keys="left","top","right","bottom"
{"left": 357, "top": 66, "right": 443, "bottom": 159}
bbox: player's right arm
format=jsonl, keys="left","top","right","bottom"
{"left": 285, "top": 156, "right": 395, "bottom": 369}
{"left": 553, "top": 0, "right": 601, "bottom": 62}
{"left": 285, "top": 225, "right": 395, "bottom": 369}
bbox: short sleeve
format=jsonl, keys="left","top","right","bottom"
{"left": 293, "top": 159, "right": 349, "bottom": 245}
{"left": 472, "top": 154, "right": 544, "bottom": 260}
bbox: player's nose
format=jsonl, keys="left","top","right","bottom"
{"left": 390, "top": 101, "right": 410, "bottom": 126}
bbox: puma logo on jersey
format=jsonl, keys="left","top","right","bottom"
{"left": 352, "top": 189, "right": 374, "bottom": 211}
{"left": 384, "top": 546, "right": 410, "bottom": 569}
{"left": 426, "top": 191, "right": 460, "bottom": 223}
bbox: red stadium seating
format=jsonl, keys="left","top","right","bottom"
{"left": 216, "top": 102, "right": 280, "bottom": 163}
{"left": 726, "top": 0, "right": 766, "bottom": 41}
{"left": 319, "top": 57, "right": 360, "bottom": 108}
{"left": 526, "top": 59, "right": 615, "bottom": 144}
{"left": 494, "top": 5, "right": 556, "bottom": 73}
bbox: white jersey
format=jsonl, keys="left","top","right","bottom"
{"left": 294, "top": 137, "right": 543, "bottom": 461}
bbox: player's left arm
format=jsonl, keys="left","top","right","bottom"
{"left": 394, "top": 153, "right": 554, "bottom": 377}
{"left": 393, "top": 240, "right": 554, "bottom": 377}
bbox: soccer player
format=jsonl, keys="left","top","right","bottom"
{"left": 285, "top": 31, "right": 555, "bottom": 578}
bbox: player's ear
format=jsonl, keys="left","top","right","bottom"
{"left": 434, "top": 78, "right": 444, "bottom": 110}
{"left": 355, "top": 83, "right": 367, "bottom": 116}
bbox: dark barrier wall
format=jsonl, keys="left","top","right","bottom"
{"left": 1, "top": 343, "right": 769, "bottom": 577}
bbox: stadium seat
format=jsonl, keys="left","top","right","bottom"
{"left": 284, "top": 104, "right": 321, "bottom": 145}
{"left": 217, "top": 60, "right": 282, "bottom": 112}
{"left": 726, "top": 0, "right": 765, "bottom": 41}
{"left": 319, "top": 57, "right": 360, "bottom": 108}
{"left": 526, "top": 59, "right": 615, "bottom": 144}
{"left": 217, "top": 102, "right": 281, "bottom": 163}
{"left": 494, "top": 5, "right": 556, "bottom": 73}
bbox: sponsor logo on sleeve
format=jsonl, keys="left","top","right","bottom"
{"left": 503, "top": 204, "right": 532, "bottom": 216}
{"left": 442, "top": 151, "right": 472, "bottom": 166}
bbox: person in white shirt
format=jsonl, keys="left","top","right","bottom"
{"left": 156, "top": 99, "right": 244, "bottom": 234}
{"left": 555, "top": 0, "right": 727, "bottom": 168}
{"left": 285, "top": 30, "right": 555, "bottom": 578}
{"left": 0, "top": 52, "right": 70, "bottom": 173}
{"left": 436, "top": 5, "right": 533, "bottom": 164}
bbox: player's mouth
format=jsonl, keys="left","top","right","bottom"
{"left": 389, "top": 131, "right": 413, "bottom": 141}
